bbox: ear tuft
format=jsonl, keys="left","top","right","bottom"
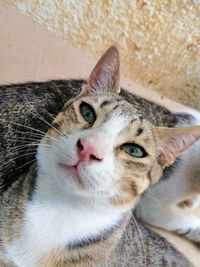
{"left": 81, "top": 46, "right": 120, "bottom": 95}
{"left": 155, "top": 126, "right": 200, "bottom": 168}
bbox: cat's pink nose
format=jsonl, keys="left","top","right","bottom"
{"left": 77, "top": 138, "right": 103, "bottom": 163}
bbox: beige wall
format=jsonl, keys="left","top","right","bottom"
{"left": 6, "top": 0, "right": 200, "bottom": 110}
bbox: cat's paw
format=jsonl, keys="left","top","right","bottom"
{"left": 177, "top": 195, "right": 200, "bottom": 210}
{"left": 175, "top": 228, "right": 200, "bottom": 245}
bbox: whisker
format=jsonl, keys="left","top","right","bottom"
{"left": 23, "top": 95, "right": 65, "bottom": 137}
{"left": 9, "top": 127, "right": 45, "bottom": 136}
{"left": 7, "top": 144, "right": 39, "bottom": 153}
{"left": 1, "top": 119, "right": 48, "bottom": 136}
{"left": 42, "top": 108, "right": 63, "bottom": 131}
{"left": 9, "top": 136, "right": 41, "bottom": 143}
{"left": 7, "top": 143, "right": 51, "bottom": 153}
{"left": 6, "top": 141, "right": 40, "bottom": 148}
{"left": 22, "top": 97, "right": 61, "bottom": 128}
{"left": 6, "top": 146, "right": 51, "bottom": 160}
{"left": 9, "top": 129, "right": 45, "bottom": 139}
{"left": 7, "top": 148, "right": 37, "bottom": 156}
{"left": 0, "top": 152, "right": 38, "bottom": 168}
{"left": 8, "top": 133, "right": 54, "bottom": 144}
{"left": 16, "top": 158, "right": 37, "bottom": 170}
{"left": 131, "top": 213, "right": 147, "bottom": 267}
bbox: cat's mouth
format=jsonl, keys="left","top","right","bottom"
{"left": 58, "top": 162, "right": 84, "bottom": 187}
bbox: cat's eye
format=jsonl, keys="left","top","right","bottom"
{"left": 80, "top": 102, "right": 96, "bottom": 124}
{"left": 121, "top": 143, "right": 147, "bottom": 158}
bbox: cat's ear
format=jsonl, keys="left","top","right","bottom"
{"left": 81, "top": 46, "right": 120, "bottom": 95}
{"left": 155, "top": 126, "right": 200, "bottom": 168}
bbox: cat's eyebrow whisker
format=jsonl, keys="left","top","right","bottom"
{"left": 30, "top": 109, "right": 64, "bottom": 137}
{"left": 130, "top": 212, "right": 147, "bottom": 267}
{"left": 43, "top": 109, "right": 63, "bottom": 131}
{"left": 23, "top": 95, "right": 65, "bottom": 137}
{"left": 22, "top": 97, "right": 57, "bottom": 122}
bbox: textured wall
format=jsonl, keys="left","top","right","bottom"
{"left": 6, "top": 0, "right": 200, "bottom": 109}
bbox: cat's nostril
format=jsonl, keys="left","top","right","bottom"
{"left": 90, "top": 154, "right": 102, "bottom": 161}
{"left": 77, "top": 139, "right": 84, "bottom": 151}
{"left": 77, "top": 138, "right": 103, "bottom": 163}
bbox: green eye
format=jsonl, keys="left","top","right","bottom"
{"left": 121, "top": 143, "right": 147, "bottom": 158}
{"left": 80, "top": 102, "right": 96, "bottom": 123}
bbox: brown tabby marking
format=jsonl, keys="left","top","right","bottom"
{"left": 0, "top": 165, "right": 37, "bottom": 250}
{"left": 111, "top": 178, "right": 140, "bottom": 207}
{"left": 0, "top": 46, "right": 197, "bottom": 267}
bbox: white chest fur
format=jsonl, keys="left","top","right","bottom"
{"left": 6, "top": 192, "right": 122, "bottom": 267}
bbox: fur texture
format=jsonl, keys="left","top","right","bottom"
{"left": 0, "top": 47, "right": 198, "bottom": 267}
{"left": 136, "top": 110, "right": 200, "bottom": 244}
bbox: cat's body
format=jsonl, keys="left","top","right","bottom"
{"left": 0, "top": 47, "right": 200, "bottom": 267}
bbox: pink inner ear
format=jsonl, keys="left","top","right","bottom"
{"left": 158, "top": 134, "right": 196, "bottom": 167}
{"left": 80, "top": 46, "right": 120, "bottom": 95}
{"left": 88, "top": 54, "right": 119, "bottom": 91}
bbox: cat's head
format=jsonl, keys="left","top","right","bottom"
{"left": 38, "top": 46, "right": 200, "bottom": 211}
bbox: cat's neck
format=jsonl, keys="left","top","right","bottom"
{"left": 29, "top": 169, "right": 128, "bottom": 248}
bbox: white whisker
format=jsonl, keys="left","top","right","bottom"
{"left": 23, "top": 95, "right": 65, "bottom": 137}
{"left": 16, "top": 158, "right": 37, "bottom": 170}
{"left": 0, "top": 152, "right": 38, "bottom": 168}
{"left": 131, "top": 213, "right": 147, "bottom": 267}
{"left": 1, "top": 119, "right": 48, "bottom": 137}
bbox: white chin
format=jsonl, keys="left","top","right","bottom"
{"left": 55, "top": 166, "right": 93, "bottom": 197}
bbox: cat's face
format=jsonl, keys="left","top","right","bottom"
{"left": 37, "top": 46, "right": 200, "bottom": 211}
{"left": 38, "top": 92, "right": 160, "bottom": 208}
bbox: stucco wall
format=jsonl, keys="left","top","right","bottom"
{"left": 6, "top": 0, "right": 200, "bottom": 109}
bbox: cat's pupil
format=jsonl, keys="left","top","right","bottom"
{"left": 80, "top": 102, "right": 96, "bottom": 123}
{"left": 121, "top": 143, "right": 147, "bottom": 158}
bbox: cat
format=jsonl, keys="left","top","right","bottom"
{"left": 136, "top": 108, "right": 200, "bottom": 244}
{"left": 0, "top": 46, "right": 199, "bottom": 267}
